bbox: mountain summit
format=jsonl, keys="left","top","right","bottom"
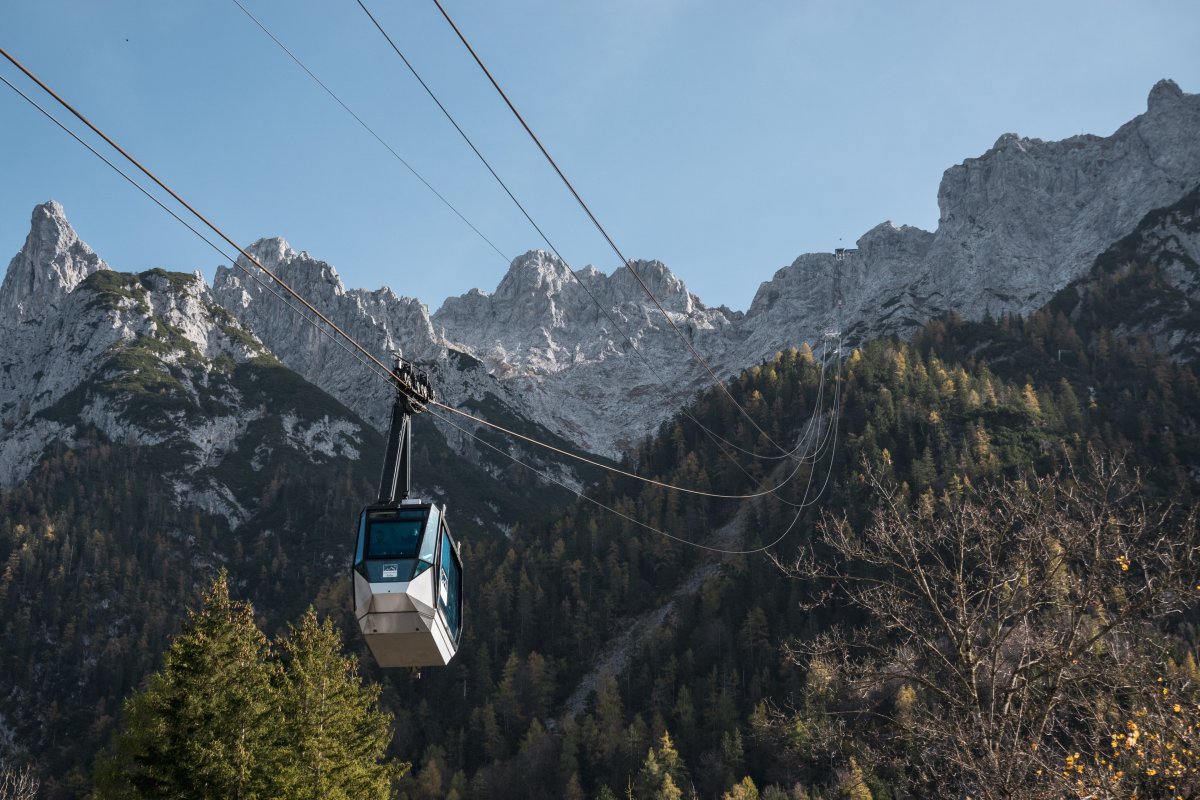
{"left": 0, "top": 201, "right": 107, "bottom": 326}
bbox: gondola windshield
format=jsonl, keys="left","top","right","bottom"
{"left": 366, "top": 510, "right": 425, "bottom": 559}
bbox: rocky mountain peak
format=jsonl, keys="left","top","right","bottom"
{"left": 0, "top": 200, "right": 108, "bottom": 326}
{"left": 239, "top": 237, "right": 345, "bottom": 294}
{"left": 242, "top": 236, "right": 297, "bottom": 271}
{"left": 856, "top": 221, "right": 934, "bottom": 262}
{"left": 494, "top": 250, "right": 576, "bottom": 298}
{"left": 1149, "top": 78, "right": 1184, "bottom": 112}
{"left": 991, "top": 132, "right": 1022, "bottom": 151}
{"left": 222, "top": 239, "right": 348, "bottom": 314}
{"left": 611, "top": 259, "right": 698, "bottom": 314}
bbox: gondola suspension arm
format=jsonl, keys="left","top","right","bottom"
{"left": 377, "top": 359, "right": 433, "bottom": 505}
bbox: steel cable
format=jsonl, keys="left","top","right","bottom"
{"left": 355, "top": 0, "right": 814, "bottom": 464}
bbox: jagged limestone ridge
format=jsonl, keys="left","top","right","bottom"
{"left": 0, "top": 207, "right": 370, "bottom": 525}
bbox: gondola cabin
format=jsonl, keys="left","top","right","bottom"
{"left": 353, "top": 499, "right": 463, "bottom": 668}
{"left": 352, "top": 360, "right": 462, "bottom": 668}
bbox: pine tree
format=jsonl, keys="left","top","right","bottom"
{"left": 93, "top": 578, "right": 401, "bottom": 800}
{"left": 635, "top": 731, "right": 690, "bottom": 799}
{"left": 723, "top": 776, "right": 761, "bottom": 800}
{"left": 94, "top": 571, "right": 280, "bottom": 799}
{"left": 274, "top": 608, "right": 401, "bottom": 799}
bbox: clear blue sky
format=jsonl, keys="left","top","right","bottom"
{"left": 3, "top": 0, "right": 1198, "bottom": 312}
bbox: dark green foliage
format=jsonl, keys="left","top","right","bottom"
{"left": 276, "top": 609, "right": 400, "bottom": 799}
{"left": 93, "top": 575, "right": 402, "bottom": 799}
{"left": 0, "top": 420, "right": 378, "bottom": 796}
{"left": 137, "top": 268, "right": 199, "bottom": 294}
{"left": 94, "top": 573, "right": 281, "bottom": 799}
{"left": 81, "top": 270, "right": 145, "bottom": 310}
{"left": 381, "top": 225, "right": 1200, "bottom": 796}
{"left": 0, "top": 440, "right": 212, "bottom": 797}
{"left": 0, "top": 284, "right": 569, "bottom": 799}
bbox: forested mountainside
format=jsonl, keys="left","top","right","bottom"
{"left": 0, "top": 258, "right": 571, "bottom": 797}
{"left": 4, "top": 184, "right": 1200, "bottom": 798}
{"left": 367, "top": 195, "right": 1200, "bottom": 797}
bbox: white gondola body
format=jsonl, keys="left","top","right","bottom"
{"left": 352, "top": 500, "right": 463, "bottom": 668}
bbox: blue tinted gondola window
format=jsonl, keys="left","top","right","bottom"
{"left": 367, "top": 511, "right": 426, "bottom": 559}
{"left": 439, "top": 532, "right": 462, "bottom": 642}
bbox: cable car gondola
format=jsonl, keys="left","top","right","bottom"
{"left": 352, "top": 362, "right": 463, "bottom": 668}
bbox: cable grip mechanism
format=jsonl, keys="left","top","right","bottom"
{"left": 378, "top": 355, "right": 434, "bottom": 505}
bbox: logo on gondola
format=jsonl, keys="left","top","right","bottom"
{"left": 439, "top": 568, "right": 449, "bottom": 604}
{"left": 382, "top": 563, "right": 399, "bottom": 579}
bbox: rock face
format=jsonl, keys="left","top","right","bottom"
{"left": 0, "top": 207, "right": 373, "bottom": 524}
{"left": 744, "top": 80, "right": 1200, "bottom": 357}
{"left": 213, "top": 239, "right": 444, "bottom": 435}
{"left": 210, "top": 81, "right": 1200, "bottom": 456}
{"left": 1057, "top": 183, "right": 1200, "bottom": 361}
{"left": 0, "top": 201, "right": 106, "bottom": 325}
{"left": 214, "top": 246, "right": 741, "bottom": 455}
{"left": 1, "top": 202, "right": 110, "bottom": 438}
{"left": 434, "top": 253, "right": 740, "bottom": 452}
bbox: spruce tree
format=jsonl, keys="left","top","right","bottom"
{"left": 94, "top": 571, "right": 280, "bottom": 799}
{"left": 275, "top": 608, "right": 400, "bottom": 799}
{"left": 95, "top": 582, "right": 402, "bottom": 799}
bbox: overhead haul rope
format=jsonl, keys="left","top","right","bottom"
{"left": 426, "top": 0, "right": 798, "bottom": 458}
{"left": 0, "top": 45, "right": 836, "bottom": 506}
{"left": 424, "top": 389, "right": 826, "bottom": 500}
{"left": 237, "top": 0, "right": 796, "bottom": 472}
{"left": 353, "top": 0, "right": 812, "bottom": 466}
{"left": 228, "top": 0, "right": 510, "bottom": 265}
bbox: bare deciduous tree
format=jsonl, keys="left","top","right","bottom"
{"left": 778, "top": 452, "right": 1200, "bottom": 799}
{"left": 0, "top": 761, "right": 39, "bottom": 800}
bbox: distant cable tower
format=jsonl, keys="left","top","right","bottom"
{"left": 827, "top": 244, "right": 846, "bottom": 340}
